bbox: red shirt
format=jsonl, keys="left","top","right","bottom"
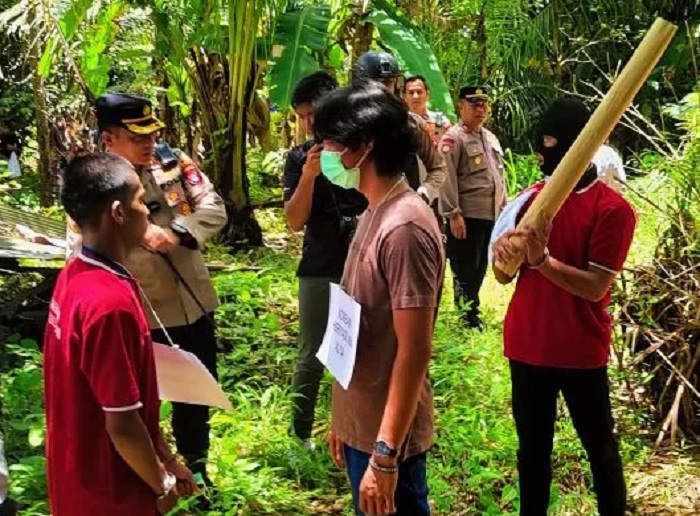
{"left": 504, "top": 180, "right": 636, "bottom": 369}
{"left": 44, "top": 249, "right": 161, "bottom": 516}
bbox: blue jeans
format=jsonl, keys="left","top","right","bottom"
{"left": 343, "top": 445, "right": 430, "bottom": 516}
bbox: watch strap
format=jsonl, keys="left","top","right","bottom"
{"left": 373, "top": 440, "right": 398, "bottom": 458}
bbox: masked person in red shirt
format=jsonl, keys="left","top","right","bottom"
{"left": 44, "top": 153, "right": 196, "bottom": 516}
{"left": 491, "top": 98, "right": 636, "bottom": 516}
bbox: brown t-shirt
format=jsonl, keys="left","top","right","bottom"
{"left": 332, "top": 186, "right": 445, "bottom": 458}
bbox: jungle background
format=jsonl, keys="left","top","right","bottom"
{"left": 1, "top": 0, "right": 700, "bottom": 514}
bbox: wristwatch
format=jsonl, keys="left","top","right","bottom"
{"left": 373, "top": 440, "right": 398, "bottom": 458}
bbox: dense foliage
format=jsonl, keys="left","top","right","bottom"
{"left": 2, "top": 0, "right": 700, "bottom": 514}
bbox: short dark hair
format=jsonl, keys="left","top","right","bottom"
{"left": 61, "top": 153, "right": 136, "bottom": 227}
{"left": 314, "top": 80, "right": 415, "bottom": 177}
{"left": 291, "top": 71, "right": 339, "bottom": 108}
{"left": 404, "top": 75, "right": 429, "bottom": 92}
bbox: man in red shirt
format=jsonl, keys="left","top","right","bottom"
{"left": 44, "top": 153, "right": 196, "bottom": 515}
{"left": 492, "top": 98, "right": 636, "bottom": 516}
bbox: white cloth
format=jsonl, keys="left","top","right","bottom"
{"left": 0, "top": 434, "right": 8, "bottom": 504}
{"left": 592, "top": 145, "right": 625, "bottom": 185}
{"left": 8, "top": 152, "right": 20, "bottom": 178}
{"left": 488, "top": 189, "right": 536, "bottom": 265}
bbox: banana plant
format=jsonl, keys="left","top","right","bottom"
{"left": 369, "top": 0, "right": 455, "bottom": 119}
{"left": 268, "top": 3, "right": 331, "bottom": 108}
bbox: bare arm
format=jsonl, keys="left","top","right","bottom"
{"left": 522, "top": 222, "right": 618, "bottom": 302}
{"left": 105, "top": 410, "right": 166, "bottom": 496}
{"left": 536, "top": 258, "right": 616, "bottom": 302}
{"left": 155, "top": 431, "right": 197, "bottom": 496}
{"left": 284, "top": 144, "right": 321, "bottom": 232}
{"left": 376, "top": 307, "right": 434, "bottom": 453}
{"left": 285, "top": 174, "right": 316, "bottom": 232}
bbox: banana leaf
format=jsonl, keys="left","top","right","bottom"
{"left": 38, "top": 0, "right": 95, "bottom": 78}
{"left": 268, "top": 4, "right": 331, "bottom": 108}
{"left": 368, "top": 0, "right": 456, "bottom": 121}
{"left": 81, "top": 2, "right": 127, "bottom": 95}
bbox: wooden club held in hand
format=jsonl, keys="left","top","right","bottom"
{"left": 494, "top": 14, "right": 682, "bottom": 277}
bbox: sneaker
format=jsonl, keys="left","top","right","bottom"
{"left": 302, "top": 438, "right": 316, "bottom": 452}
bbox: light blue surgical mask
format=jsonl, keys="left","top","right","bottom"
{"left": 320, "top": 147, "right": 369, "bottom": 190}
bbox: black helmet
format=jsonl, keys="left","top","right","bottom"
{"left": 354, "top": 51, "right": 400, "bottom": 80}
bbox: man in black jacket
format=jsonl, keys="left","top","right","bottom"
{"left": 284, "top": 71, "right": 368, "bottom": 448}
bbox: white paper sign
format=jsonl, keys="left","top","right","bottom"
{"left": 153, "top": 343, "right": 233, "bottom": 411}
{"left": 316, "top": 283, "right": 361, "bottom": 390}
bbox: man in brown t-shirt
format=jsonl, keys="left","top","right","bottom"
{"left": 314, "top": 81, "right": 445, "bottom": 516}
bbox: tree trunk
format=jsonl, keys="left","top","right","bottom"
{"left": 349, "top": 1, "right": 373, "bottom": 73}
{"left": 28, "top": 28, "right": 53, "bottom": 207}
{"left": 220, "top": 59, "right": 263, "bottom": 247}
{"left": 397, "top": 0, "right": 422, "bottom": 20}
{"left": 475, "top": 9, "right": 488, "bottom": 81}
{"left": 551, "top": 0, "right": 563, "bottom": 85}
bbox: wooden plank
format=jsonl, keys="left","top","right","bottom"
{"left": 0, "top": 238, "right": 65, "bottom": 261}
{"left": 0, "top": 205, "right": 65, "bottom": 240}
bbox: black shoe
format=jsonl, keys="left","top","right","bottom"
{"left": 189, "top": 463, "right": 215, "bottom": 512}
{"left": 462, "top": 314, "right": 484, "bottom": 331}
{"left": 0, "top": 498, "right": 18, "bottom": 516}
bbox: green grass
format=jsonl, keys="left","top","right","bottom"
{"left": 0, "top": 182, "right": 689, "bottom": 514}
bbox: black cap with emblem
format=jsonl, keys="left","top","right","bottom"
{"left": 459, "top": 85, "right": 489, "bottom": 103}
{"left": 95, "top": 93, "right": 165, "bottom": 135}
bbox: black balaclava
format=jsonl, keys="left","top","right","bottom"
{"left": 535, "top": 97, "right": 597, "bottom": 189}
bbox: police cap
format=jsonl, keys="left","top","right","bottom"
{"left": 95, "top": 93, "right": 165, "bottom": 135}
{"left": 459, "top": 85, "right": 489, "bottom": 102}
{"left": 354, "top": 51, "right": 401, "bottom": 80}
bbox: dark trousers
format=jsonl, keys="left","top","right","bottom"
{"left": 509, "top": 360, "right": 626, "bottom": 516}
{"left": 445, "top": 217, "right": 494, "bottom": 322}
{"left": 151, "top": 314, "right": 218, "bottom": 476}
{"left": 344, "top": 445, "right": 430, "bottom": 516}
{"left": 291, "top": 277, "right": 337, "bottom": 439}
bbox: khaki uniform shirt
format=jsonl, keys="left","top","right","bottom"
{"left": 67, "top": 150, "right": 227, "bottom": 329}
{"left": 416, "top": 111, "right": 452, "bottom": 187}
{"left": 438, "top": 125, "right": 506, "bottom": 221}
{"left": 406, "top": 113, "right": 446, "bottom": 203}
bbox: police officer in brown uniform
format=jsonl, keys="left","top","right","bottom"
{"left": 439, "top": 86, "right": 505, "bottom": 329}
{"left": 354, "top": 52, "right": 446, "bottom": 205}
{"left": 68, "top": 94, "right": 227, "bottom": 490}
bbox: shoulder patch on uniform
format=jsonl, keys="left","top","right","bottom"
{"left": 177, "top": 152, "right": 204, "bottom": 186}
{"left": 182, "top": 163, "right": 203, "bottom": 186}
